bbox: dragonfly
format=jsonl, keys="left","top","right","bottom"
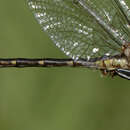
{"left": 0, "top": 0, "right": 130, "bottom": 80}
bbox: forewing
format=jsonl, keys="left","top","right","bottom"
{"left": 27, "top": 0, "right": 130, "bottom": 60}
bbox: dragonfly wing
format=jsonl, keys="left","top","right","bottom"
{"left": 28, "top": 0, "right": 130, "bottom": 60}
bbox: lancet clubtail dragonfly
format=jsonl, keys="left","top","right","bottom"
{"left": 1, "top": 0, "right": 130, "bottom": 79}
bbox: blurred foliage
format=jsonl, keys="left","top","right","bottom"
{"left": 0, "top": 0, "right": 130, "bottom": 130}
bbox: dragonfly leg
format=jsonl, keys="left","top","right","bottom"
{"left": 100, "top": 69, "right": 117, "bottom": 78}
{"left": 100, "top": 69, "right": 108, "bottom": 76}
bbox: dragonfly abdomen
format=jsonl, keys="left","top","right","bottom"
{"left": 0, "top": 58, "right": 96, "bottom": 68}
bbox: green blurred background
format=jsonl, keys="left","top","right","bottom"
{"left": 0, "top": 0, "right": 130, "bottom": 130}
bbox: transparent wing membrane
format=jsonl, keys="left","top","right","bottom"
{"left": 28, "top": 0, "right": 130, "bottom": 60}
